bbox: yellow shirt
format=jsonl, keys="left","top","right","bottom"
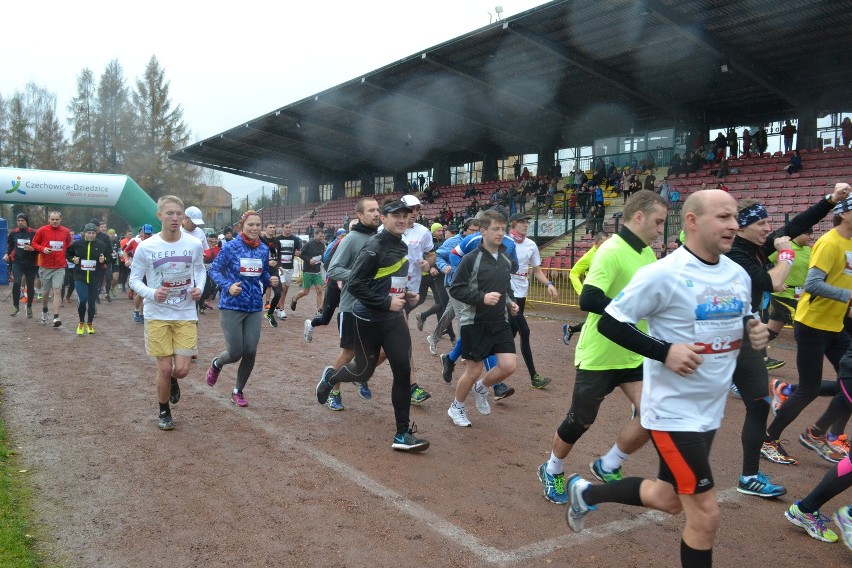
{"left": 569, "top": 245, "right": 597, "bottom": 295}
{"left": 795, "top": 229, "right": 852, "bottom": 332}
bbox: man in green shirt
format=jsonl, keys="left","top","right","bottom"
{"left": 539, "top": 190, "right": 668, "bottom": 504}
{"left": 563, "top": 231, "right": 610, "bottom": 344}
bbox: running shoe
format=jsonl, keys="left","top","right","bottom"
{"left": 355, "top": 382, "right": 372, "bottom": 400}
{"left": 9, "top": 308, "right": 19, "bottom": 317}
{"left": 538, "top": 462, "right": 568, "bottom": 504}
{"left": 785, "top": 502, "right": 838, "bottom": 543}
{"left": 37, "top": 293, "right": 42, "bottom": 300}
{"left": 440, "top": 353, "right": 455, "bottom": 383}
{"left": 531, "top": 374, "right": 552, "bottom": 389}
{"left": 290, "top": 298, "right": 297, "bottom": 311}
{"left": 231, "top": 391, "right": 248, "bottom": 407}
{"left": 105, "top": 294, "right": 111, "bottom": 303}
{"left": 275, "top": 309, "right": 287, "bottom": 320}
{"left": 133, "top": 311, "right": 143, "bottom": 324}
{"left": 473, "top": 385, "right": 490, "bottom": 415}
{"left": 415, "top": 312, "right": 425, "bottom": 331}
{"left": 770, "top": 379, "right": 789, "bottom": 416}
{"left": 76, "top": 322, "right": 85, "bottom": 336}
{"left": 729, "top": 383, "right": 741, "bottom": 398}
{"left": 303, "top": 319, "right": 313, "bottom": 342}
{"left": 316, "top": 366, "right": 334, "bottom": 404}
{"left": 41, "top": 311, "right": 48, "bottom": 324}
{"left": 410, "top": 384, "right": 431, "bottom": 404}
{"left": 206, "top": 359, "right": 221, "bottom": 386}
{"left": 392, "top": 422, "right": 429, "bottom": 452}
{"left": 827, "top": 434, "right": 850, "bottom": 457}
{"left": 264, "top": 303, "right": 271, "bottom": 310}
{"left": 448, "top": 404, "right": 472, "bottom": 427}
{"left": 765, "top": 357, "right": 785, "bottom": 370}
{"left": 589, "top": 458, "right": 623, "bottom": 483}
{"left": 737, "top": 470, "right": 786, "bottom": 497}
{"left": 427, "top": 333, "right": 438, "bottom": 356}
{"left": 326, "top": 391, "right": 344, "bottom": 411}
{"left": 565, "top": 474, "right": 597, "bottom": 532}
{"left": 833, "top": 505, "right": 852, "bottom": 551}
{"left": 800, "top": 427, "right": 845, "bottom": 463}
{"left": 170, "top": 377, "right": 181, "bottom": 404}
{"left": 265, "top": 312, "right": 278, "bottom": 328}
{"left": 26, "top": 306, "right": 32, "bottom": 319}
{"left": 492, "top": 382, "right": 515, "bottom": 400}
{"left": 52, "top": 316, "right": 61, "bottom": 328}
{"left": 158, "top": 411, "right": 175, "bottom": 431}
{"left": 562, "top": 323, "right": 574, "bottom": 345}
{"left": 86, "top": 324, "right": 95, "bottom": 334}
{"left": 761, "top": 439, "right": 798, "bottom": 465}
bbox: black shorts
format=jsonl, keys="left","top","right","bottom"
{"left": 573, "top": 365, "right": 643, "bottom": 402}
{"left": 768, "top": 295, "right": 797, "bottom": 325}
{"left": 339, "top": 311, "right": 356, "bottom": 350}
{"left": 460, "top": 322, "right": 515, "bottom": 362}
{"left": 650, "top": 430, "right": 716, "bottom": 495}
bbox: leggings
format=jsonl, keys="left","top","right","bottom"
{"left": 329, "top": 315, "right": 412, "bottom": 435}
{"left": 216, "top": 310, "right": 262, "bottom": 392}
{"left": 800, "top": 454, "right": 852, "bottom": 513}
{"left": 310, "top": 282, "right": 341, "bottom": 327}
{"left": 420, "top": 277, "right": 450, "bottom": 322}
{"left": 74, "top": 279, "right": 99, "bottom": 323}
{"left": 510, "top": 297, "right": 537, "bottom": 378}
{"left": 11, "top": 263, "right": 37, "bottom": 309}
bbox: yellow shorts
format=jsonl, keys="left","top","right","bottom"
{"left": 144, "top": 320, "right": 198, "bottom": 358}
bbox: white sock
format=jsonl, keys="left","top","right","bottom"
{"left": 473, "top": 380, "right": 486, "bottom": 394}
{"left": 546, "top": 452, "right": 564, "bottom": 476}
{"left": 600, "top": 443, "right": 629, "bottom": 472}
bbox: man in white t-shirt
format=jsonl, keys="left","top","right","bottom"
{"left": 507, "top": 212, "right": 558, "bottom": 389}
{"left": 399, "top": 194, "right": 435, "bottom": 312}
{"left": 181, "top": 206, "right": 210, "bottom": 252}
{"left": 562, "top": 190, "right": 769, "bottom": 568}
{"left": 130, "top": 196, "right": 207, "bottom": 431}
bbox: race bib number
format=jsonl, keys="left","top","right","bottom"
{"left": 161, "top": 268, "right": 192, "bottom": 304}
{"left": 81, "top": 259, "right": 96, "bottom": 271}
{"left": 16, "top": 239, "right": 30, "bottom": 248}
{"left": 390, "top": 276, "right": 407, "bottom": 298}
{"left": 694, "top": 318, "right": 743, "bottom": 359}
{"left": 240, "top": 258, "right": 262, "bottom": 277}
{"left": 49, "top": 240, "right": 64, "bottom": 251}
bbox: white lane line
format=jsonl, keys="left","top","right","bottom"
{"left": 203, "top": 389, "right": 742, "bottom": 565}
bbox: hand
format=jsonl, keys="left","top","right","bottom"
{"left": 406, "top": 292, "right": 419, "bottom": 306}
{"left": 98, "top": 254, "right": 105, "bottom": 263}
{"left": 22, "top": 244, "right": 33, "bottom": 251}
{"left": 664, "top": 344, "right": 705, "bottom": 377}
{"left": 44, "top": 247, "right": 51, "bottom": 254}
{"left": 773, "top": 236, "right": 792, "bottom": 252}
{"left": 269, "top": 276, "right": 280, "bottom": 287}
{"left": 189, "top": 287, "right": 202, "bottom": 301}
{"left": 154, "top": 287, "right": 169, "bottom": 302}
{"left": 509, "top": 301, "right": 519, "bottom": 316}
{"left": 483, "top": 292, "right": 502, "bottom": 306}
{"left": 389, "top": 296, "right": 405, "bottom": 311}
{"left": 429, "top": 267, "right": 439, "bottom": 276}
{"left": 269, "top": 260, "right": 278, "bottom": 267}
{"left": 442, "top": 266, "right": 452, "bottom": 275}
{"left": 417, "top": 259, "right": 430, "bottom": 271}
{"left": 2, "top": 254, "right": 7, "bottom": 263}
{"left": 832, "top": 183, "right": 850, "bottom": 203}
{"left": 229, "top": 282, "right": 242, "bottom": 296}
{"left": 747, "top": 319, "right": 770, "bottom": 350}
{"left": 546, "top": 283, "right": 558, "bottom": 300}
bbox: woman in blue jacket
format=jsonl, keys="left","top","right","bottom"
{"left": 205, "top": 211, "right": 278, "bottom": 407}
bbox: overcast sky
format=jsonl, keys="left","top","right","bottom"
{"left": 7, "top": 0, "right": 546, "bottom": 199}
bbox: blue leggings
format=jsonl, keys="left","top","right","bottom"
{"left": 74, "top": 280, "right": 99, "bottom": 323}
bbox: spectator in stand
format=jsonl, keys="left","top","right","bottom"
{"left": 418, "top": 174, "right": 426, "bottom": 191}
{"left": 786, "top": 150, "right": 803, "bottom": 175}
{"left": 670, "top": 154, "right": 682, "bottom": 175}
{"left": 782, "top": 120, "right": 797, "bottom": 152}
{"left": 728, "top": 127, "right": 739, "bottom": 158}
{"left": 657, "top": 177, "right": 671, "bottom": 201}
{"left": 639, "top": 152, "right": 656, "bottom": 172}
{"left": 755, "top": 126, "right": 769, "bottom": 155}
{"left": 842, "top": 117, "right": 852, "bottom": 148}
{"left": 742, "top": 128, "right": 752, "bottom": 157}
{"left": 643, "top": 171, "right": 656, "bottom": 192}
{"left": 626, "top": 173, "right": 641, "bottom": 203}
{"left": 717, "top": 158, "right": 730, "bottom": 179}
{"left": 568, "top": 191, "right": 578, "bottom": 219}
{"left": 713, "top": 132, "right": 727, "bottom": 160}
{"left": 514, "top": 160, "right": 522, "bottom": 180}
{"left": 577, "top": 184, "right": 591, "bottom": 217}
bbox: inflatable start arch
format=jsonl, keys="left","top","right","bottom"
{"left": 1, "top": 167, "right": 160, "bottom": 230}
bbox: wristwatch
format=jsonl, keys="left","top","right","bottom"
{"left": 826, "top": 193, "right": 837, "bottom": 205}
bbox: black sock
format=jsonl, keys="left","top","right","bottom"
{"left": 53, "top": 314, "right": 59, "bottom": 319}
{"left": 171, "top": 376, "right": 178, "bottom": 387}
{"left": 585, "top": 477, "right": 644, "bottom": 507}
{"left": 680, "top": 539, "right": 711, "bottom": 568}
{"left": 43, "top": 307, "right": 48, "bottom": 313}
{"left": 212, "top": 358, "right": 221, "bottom": 370}
{"left": 159, "top": 402, "right": 170, "bottom": 414}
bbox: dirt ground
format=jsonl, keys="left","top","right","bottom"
{"left": 0, "top": 291, "right": 849, "bottom": 567}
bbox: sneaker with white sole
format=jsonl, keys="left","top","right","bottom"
{"left": 415, "top": 312, "right": 425, "bottom": 331}
{"left": 158, "top": 410, "right": 175, "bottom": 431}
{"left": 427, "top": 333, "right": 438, "bottom": 356}
{"left": 326, "top": 391, "right": 344, "bottom": 411}
{"left": 473, "top": 385, "right": 490, "bottom": 415}
{"left": 761, "top": 439, "right": 798, "bottom": 465}
{"left": 492, "top": 382, "right": 515, "bottom": 400}
{"left": 538, "top": 462, "right": 568, "bottom": 504}
{"left": 392, "top": 422, "right": 429, "bottom": 452}
{"left": 303, "top": 319, "right": 313, "bottom": 343}
{"left": 737, "top": 470, "right": 786, "bottom": 498}
{"left": 355, "top": 382, "right": 372, "bottom": 400}
{"left": 565, "top": 474, "right": 597, "bottom": 532}
{"left": 448, "top": 404, "right": 472, "bottom": 427}
{"left": 785, "top": 502, "right": 838, "bottom": 542}
{"left": 833, "top": 505, "right": 852, "bottom": 551}
{"left": 410, "top": 384, "right": 431, "bottom": 404}
{"left": 589, "top": 458, "right": 623, "bottom": 484}
{"left": 316, "top": 366, "right": 334, "bottom": 404}
{"left": 800, "top": 427, "right": 845, "bottom": 463}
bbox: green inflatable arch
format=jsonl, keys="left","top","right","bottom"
{"left": 1, "top": 167, "right": 160, "bottom": 230}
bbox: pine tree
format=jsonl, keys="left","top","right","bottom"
{"left": 6, "top": 93, "right": 31, "bottom": 169}
{"left": 67, "top": 68, "right": 98, "bottom": 172}
{"left": 32, "top": 106, "right": 67, "bottom": 170}
{"left": 95, "top": 59, "right": 133, "bottom": 174}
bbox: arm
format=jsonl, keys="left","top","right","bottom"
{"left": 579, "top": 284, "right": 611, "bottom": 314}
{"left": 598, "top": 311, "right": 671, "bottom": 362}
{"left": 129, "top": 251, "right": 156, "bottom": 300}
{"left": 326, "top": 236, "right": 356, "bottom": 282}
{"left": 803, "top": 266, "right": 852, "bottom": 303}
{"left": 346, "top": 247, "right": 391, "bottom": 312}
{"left": 569, "top": 250, "right": 593, "bottom": 295}
{"left": 449, "top": 253, "right": 485, "bottom": 306}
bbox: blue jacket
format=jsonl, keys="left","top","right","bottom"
{"left": 435, "top": 234, "right": 463, "bottom": 285}
{"left": 209, "top": 237, "right": 273, "bottom": 312}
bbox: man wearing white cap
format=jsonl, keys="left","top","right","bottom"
{"left": 182, "top": 206, "right": 210, "bottom": 253}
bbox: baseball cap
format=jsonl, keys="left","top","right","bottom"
{"left": 382, "top": 200, "right": 413, "bottom": 214}
{"left": 335, "top": 228, "right": 346, "bottom": 236}
{"left": 400, "top": 194, "right": 421, "bottom": 207}
{"left": 142, "top": 224, "right": 154, "bottom": 234}
{"left": 184, "top": 206, "right": 205, "bottom": 225}
{"left": 509, "top": 212, "right": 532, "bottom": 223}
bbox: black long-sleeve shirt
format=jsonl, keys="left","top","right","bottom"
{"left": 349, "top": 230, "right": 409, "bottom": 322}
{"left": 5, "top": 227, "right": 37, "bottom": 266}
{"left": 449, "top": 242, "right": 515, "bottom": 327}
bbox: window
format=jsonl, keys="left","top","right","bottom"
{"left": 344, "top": 180, "right": 361, "bottom": 198}
{"left": 319, "top": 184, "right": 333, "bottom": 202}
{"left": 408, "top": 169, "right": 432, "bottom": 190}
{"left": 374, "top": 175, "right": 394, "bottom": 194}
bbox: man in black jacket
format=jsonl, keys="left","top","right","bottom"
{"left": 726, "top": 183, "right": 849, "bottom": 498}
{"left": 4, "top": 213, "right": 38, "bottom": 317}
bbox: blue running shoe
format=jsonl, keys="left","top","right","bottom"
{"left": 538, "top": 463, "right": 567, "bottom": 504}
{"left": 729, "top": 383, "right": 741, "bottom": 398}
{"left": 133, "top": 311, "right": 143, "bottom": 324}
{"left": 737, "top": 470, "right": 786, "bottom": 498}
{"left": 562, "top": 323, "right": 574, "bottom": 345}
{"left": 493, "top": 382, "right": 515, "bottom": 400}
{"left": 327, "top": 391, "right": 344, "bottom": 411}
{"left": 589, "top": 458, "right": 623, "bottom": 483}
{"left": 355, "top": 382, "right": 372, "bottom": 400}
{"left": 392, "top": 422, "right": 429, "bottom": 452}
{"left": 565, "top": 474, "right": 597, "bottom": 532}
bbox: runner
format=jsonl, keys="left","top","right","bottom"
{"left": 65, "top": 223, "right": 111, "bottom": 335}
{"left": 31, "top": 211, "right": 73, "bottom": 327}
{"left": 315, "top": 199, "right": 429, "bottom": 452}
{"left": 290, "top": 231, "right": 325, "bottom": 315}
{"left": 205, "top": 211, "right": 279, "bottom": 407}
{"left": 303, "top": 226, "right": 348, "bottom": 343}
{"left": 4, "top": 213, "right": 38, "bottom": 318}
{"left": 125, "top": 225, "right": 153, "bottom": 323}
{"left": 260, "top": 221, "right": 282, "bottom": 327}
{"left": 129, "top": 196, "right": 206, "bottom": 431}
{"left": 785, "top": 454, "right": 852, "bottom": 548}
{"left": 537, "top": 190, "right": 667, "bottom": 504}
{"left": 563, "top": 231, "right": 610, "bottom": 344}
{"left": 275, "top": 221, "right": 303, "bottom": 319}
{"left": 564, "top": 189, "right": 767, "bottom": 568}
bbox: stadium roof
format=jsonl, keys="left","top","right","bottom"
{"left": 171, "top": 0, "right": 852, "bottom": 186}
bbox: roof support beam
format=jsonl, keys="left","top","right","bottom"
{"left": 243, "top": 126, "right": 348, "bottom": 160}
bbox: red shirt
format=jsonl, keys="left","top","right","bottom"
{"left": 31, "top": 224, "right": 72, "bottom": 269}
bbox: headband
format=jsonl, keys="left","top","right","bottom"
{"left": 737, "top": 204, "right": 768, "bottom": 228}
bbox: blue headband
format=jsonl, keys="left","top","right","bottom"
{"left": 737, "top": 204, "right": 768, "bottom": 228}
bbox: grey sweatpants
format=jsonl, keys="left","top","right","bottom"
{"left": 216, "top": 309, "right": 263, "bottom": 392}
